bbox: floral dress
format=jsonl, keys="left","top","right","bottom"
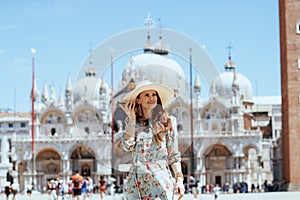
{"left": 120, "top": 116, "right": 181, "bottom": 200}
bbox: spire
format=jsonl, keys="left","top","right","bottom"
{"left": 129, "top": 55, "right": 134, "bottom": 69}
{"left": 66, "top": 77, "right": 72, "bottom": 93}
{"left": 30, "top": 78, "right": 39, "bottom": 102}
{"left": 232, "top": 70, "right": 239, "bottom": 104}
{"left": 41, "top": 81, "right": 49, "bottom": 103}
{"left": 65, "top": 77, "right": 73, "bottom": 110}
{"left": 194, "top": 73, "right": 201, "bottom": 96}
{"left": 143, "top": 13, "right": 155, "bottom": 53}
{"left": 153, "top": 18, "right": 170, "bottom": 55}
{"left": 58, "top": 92, "right": 64, "bottom": 106}
{"left": 50, "top": 86, "right": 56, "bottom": 103}
{"left": 99, "top": 77, "right": 107, "bottom": 95}
{"left": 211, "top": 82, "right": 218, "bottom": 98}
{"left": 224, "top": 45, "right": 236, "bottom": 71}
{"left": 232, "top": 70, "right": 239, "bottom": 92}
{"left": 85, "top": 43, "right": 97, "bottom": 77}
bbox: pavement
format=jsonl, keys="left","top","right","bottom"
{"left": 1, "top": 191, "right": 300, "bottom": 200}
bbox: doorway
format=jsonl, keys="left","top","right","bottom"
{"left": 215, "top": 176, "right": 221, "bottom": 185}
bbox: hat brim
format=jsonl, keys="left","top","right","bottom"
{"left": 122, "top": 81, "right": 174, "bottom": 108}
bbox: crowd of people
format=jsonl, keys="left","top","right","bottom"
{"left": 42, "top": 171, "right": 124, "bottom": 200}
{"left": 0, "top": 169, "right": 284, "bottom": 200}
{"left": 183, "top": 176, "right": 281, "bottom": 200}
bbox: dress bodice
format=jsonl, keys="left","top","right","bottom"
{"left": 133, "top": 127, "right": 168, "bottom": 164}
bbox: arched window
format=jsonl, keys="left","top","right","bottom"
{"left": 51, "top": 128, "right": 56, "bottom": 136}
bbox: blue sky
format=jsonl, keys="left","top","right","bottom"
{"left": 0, "top": 0, "right": 280, "bottom": 112}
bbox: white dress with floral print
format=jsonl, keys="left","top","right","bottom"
{"left": 120, "top": 116, "right": 181, "bottom": 200}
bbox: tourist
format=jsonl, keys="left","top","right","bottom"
{"left": 11, "top": 182, "right": 19, "bottom": 200}
{"left": 67, "top": 178, "right": 73, "bottom": 199}
{"left": 48, "top": 179, "right": 57, "bottom": 200}
{"left": 72, "top": 171, "right": 83, "bottom": 200}
{"left": 99, "top": 176, "right": 107, "bottom": 199}
{"left": 119, "top": 80, "right": 185, "bottom": 200}
{"left": 213, "top": 184, "right": 221, "bottom": 200}
{"left": 4, "top": 181, "right": 11, "bottom": 200}
{"left": 87, "top": 177, "right": 94, "bottom": 199}
{"left": 81, "top": 177, "right": 89, "bottom": 200}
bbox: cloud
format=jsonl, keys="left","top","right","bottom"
{"left": 25, "top": 1, "right": 76, "bottom": 18}
{"left": 12, "top": 57, "right": 30, "bottom": 73}
{"left": 50, "top": 3, "right": 76, "bottom": 18}
{"left": 0, "top": 24, "right": 17, "bottom": 32}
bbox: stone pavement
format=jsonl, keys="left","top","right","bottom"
{"left": 1, "top": 191, "right": 300, "bottom": 200}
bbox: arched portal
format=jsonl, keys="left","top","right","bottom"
{"left": 71, "top": 146, "right": 96, "bottom": 177}
{"left": 35, "top": 149, "right": 61, "bottom": 191}
{"left": 205, "top": 144, "right": 232, "bottom": 186}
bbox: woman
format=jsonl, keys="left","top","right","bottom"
{"left": 99, "top": 176, "right": 107, "bottom": 199}
{"left": 4, "top": 182, "right": 11, "bottom": 200}
{"left": 81, "top": 178, "right": 88, "bottom": 200}
{"left": 119, "top": 80, "right": 185, "bottom": 200}
{"left": 48, "top": 179, "right": 57, "bottom": 200}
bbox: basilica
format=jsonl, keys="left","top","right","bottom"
{"left": 0, "top": 24, "right": 282, "bottom": 193}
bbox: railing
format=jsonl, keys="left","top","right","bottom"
{"left": 12, "top": 131, "right": 110, "bottom": 143}
{"left": 178, "top": 129, "right": 261, "bottom": 138}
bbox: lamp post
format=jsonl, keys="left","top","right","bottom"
{"left": 30, "top": 48, "right": 36, "bottom": 190}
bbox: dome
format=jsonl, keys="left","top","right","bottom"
{"left": 210, "top": 71, "right": 253, "bottom": 101}
{"left": 73, "top": 76, "right": 100, "bottom": 102}
{"left": 116, "top": 53, "right": 189, "bottom": 101}
{"left": 131, "top": 53, "right": 187, "bottom": 95}
{"left": 133, "top": 53, "right": 185, "bottom": 78}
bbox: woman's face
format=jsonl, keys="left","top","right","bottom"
{"left": 136, "top": 90, "right": 158, "bottom": 110}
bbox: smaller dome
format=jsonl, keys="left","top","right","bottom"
{"left": 144, "top": 40, "right": 154, "bottom": 53}
{"left": 211, "top": 71, "right": 253, "bottom": 101}
{"left": 73, "top": 76, "right": 100, "bottom": 102}
{"left": 85, "top": 66, "right": 97, "bottom": 77}
{"left": 224, "top": 60, "right": 236, "bottom": 70}
{"left": 153, "top": 39, "right": 170, "bottom": 55}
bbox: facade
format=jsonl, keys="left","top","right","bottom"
{"left": 279, "top": 0, "right": 300, "bottom": 190}
{"left": 0, "top": 112, "right": 30, "bottom": 189}
{"left": 0, "top": 28, "right": 282, "bottom": 192}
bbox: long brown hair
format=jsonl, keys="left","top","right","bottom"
{"left": 135, "top": 91, "right": 164, "bottom": 123}
{"left": 135, "top": 91, "right": 171, "bottom": 144}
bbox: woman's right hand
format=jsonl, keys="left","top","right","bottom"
{"left": 119, "top": 102, "right": 136, "bottom": 123}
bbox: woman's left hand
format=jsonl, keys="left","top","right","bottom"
{"left": 153, "top": 121, "right": 167, "bottom": 135}
{"left": 175, "top": 178, "right": 185, "bottom": 200}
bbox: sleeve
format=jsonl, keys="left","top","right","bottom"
{"left": 166, "top": 115, "right": 181, "bottom": 165}
{"left": 120, "top": 131, "right": 136, "bottom": 152}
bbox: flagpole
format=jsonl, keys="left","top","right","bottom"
{"left": 110, "top": 48, "right": 115, "bottom": 177}
{"left": 189, "top": 48, "right": 194, "bottom": 181}
{"left": 31, "top": 48, "right": 36, "bottom": 190}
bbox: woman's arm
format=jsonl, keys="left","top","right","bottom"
{"left": 120, "top": 121, "right": 136, "bottom": 152}
{"left": 167, "top": 116, "right": 185, "bottom": 198}
{"left": 119, "top": 102, "right": 137, "bottom": 152}
{"left": 171, "top": 162, "right": 185, "bottom": 199}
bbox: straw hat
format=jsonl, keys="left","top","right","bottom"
{"left": 122, "top": 80, "right": 174, "bottom": 108}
